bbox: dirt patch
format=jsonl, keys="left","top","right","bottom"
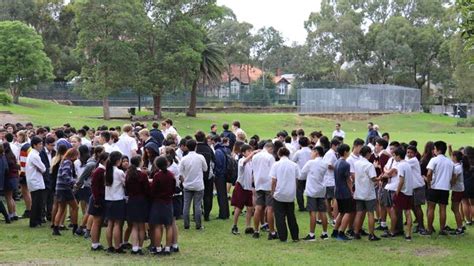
{"left": 413, "top": 247, "right": 452, "bottom": 257}
{"left": 299, "top": 112, "right": 389, "bottom": 121}
{"left": 0, "top": 113, "right": 28, "bottom": 125}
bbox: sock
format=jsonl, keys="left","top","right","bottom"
{"left": 254, "top": 230, "right": 259, "bottom": 233}
{"left": 9, "top": 213, "right": 14, "bottom": 218}
{"left": 132, "top": 246, "right": 139, "bottom": 252}
{"left": 156, "top": 246, "right": 162, "bottom": 252}
{"left": 322, "top": 231, "right": 327, "bottom": 235}
{"left": 381, "top": 221, "right": 386, "bottom": 227}
{"left": 92, "top": 243, "right": 100, "bottom": 249}
{"left": 172, "top": 243, "right": 179, "bottom": 249}
{"left": 309, "top": 232, "right": 315, "bottom": 237}
{"left": 164, "top": 246, "right": 170, "bottom": 252}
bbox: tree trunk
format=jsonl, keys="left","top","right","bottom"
{"left": 10, "top": 84, "right": 20, "bottom": 104}
{"left": 152, "top": 94, "right": 162, "bottom": 119}
{"left": 186, "top": 80, "right": 198, "bottom": 117}
{"left": 103, "top": 96, "right": 110, "bottom": 120}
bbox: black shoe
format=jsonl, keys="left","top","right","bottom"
{"left": 204, "top": 216, "right": 210, "bottom": 222}
{"left": 196, "top": 226, "right": 204, "bottom": 230}
{"left": 12, "top": 216, "right": 19, "bottom": 221}
{"left": 303, "top": 234, "right": 316, "bottom": 241}
{"left": 353, "top": 233, "right": 361, "bottom": 240}
{"left": 260, "top": 223, "right": 269, "bottom": 232}
{"left": 419, "top": 230, "right": 432, "bottom": 236}
{"left": 231, "top": 225, "right": 239, "bottom": 235}
{"left": 298, "top": 208, "right": 306, "bottom": 212}
{"left": 21, "top": 210, "right": 31, "bottom": 218}
{"left": 375, "top": 225, "right": 388, "bottom": 231}
{"left": 443, "top": 225, "right": 455, "bottom": 232}
{"left": 171, "top": 246, "right": 180, "bottom": 253}
{"left": 184, "top": 226, "right": 190, "bottom": 230}
{"left": 68, "top": 223, "right": 74, "bottom": 228}
{"left": 405, "top": 236, "right": 412, "bottom": 241}
{"left": 381, "top": 231, "right": 395, "bottom": 238}
{"left": 162, "top": 250, "right": 171, "bottom": 256}
{"left": 58, "top": 225, "right": 68, "bottom": 231}
{"left": 121, "top": 243, "right": 132, "bottom": 250}
{"left": 320, "top": 234, "right": 329, "bottom": 240}
{"left": 115, "top": 247, "right": 126, "bottom": 254}
{"left": 466, "top": 221, "right": 473, "bottom": 226}
{"left": 336, "top": 234, "right": 351, "bottom": 241}
{"left": 106, "top": 247, "right": 115, "bottom": 253}
{"left": 331, "top": 230, "right": 338, "bottom": 238}
{"left": 439, "top": 229, "right": 449, "bottom": 236}
{"left": 148, "top": 246, "right": 157, "bottom": 254}
{"left": 52, "top": 227, "right": 61, "bottom": 236}
{"left": 316, "top": 220, "right": 322, "bottom": 225}
{"left": 244, "top": 227, "right": 254, "bottom": 234}
{"left": 91, "top": 245, "right": 104, "bottom": 251}
{"left": 360, "top": 229, "right": 369, "bottom": 236}
{"left": 131, "top": 249, "right": 144, "bottom": 255}
{"left": 450, "top": 229, "right": 464, "bottom": 236}
{"left": 268, "top": 232, "right": 278, "bottom": 240}
{"left": 75, "top": 226, "right": 85, "bottom": 236}
{"left": 347, "top": 229, "right": 355, "bottom": 237}
{"left": 369, "top": 234, "right": 381, "bottom": 241}
{"left": 252, "top": 232, "right": 260, "bottom": 239}
{"left": 5, "top": 217, "right": 11, "bottom": 224}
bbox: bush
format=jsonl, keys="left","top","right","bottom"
{"left": 456, "top": 117, "right": 474, "bottom": 127}
{"left": 0, "top": 92, "right": 12, "bottom": 105}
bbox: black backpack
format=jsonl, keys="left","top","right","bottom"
{"left": 225, "top": 153, "right": 238, "bottom": 184}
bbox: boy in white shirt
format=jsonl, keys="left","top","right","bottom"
{"left": 426, "top": 141, "right": 454, "bottom": 235}
{"left": 323, "top": 138, "right": 341, "bottom": 225}
{"left": 332, "top": 123, "right": 345, "bottom": 139}
{"left": 353, "top": 146, "right": 380, "bottom": 241}
{"left": 450, "top": 151, "right": 465, "bottom": 235}
{"left": 231, "top": 144, "right": 257, "bottom": 235}
{"left": 301, "top": 146, "right": 329, "bottom": 241}
{"left": 292, "top": 137, "right": 312, "bottom": 212}
{"left": 270, "top": 147, "right": 300, "bottom": 242}
{"left": 406, "top": 145, "right": 426, "bottom": 234}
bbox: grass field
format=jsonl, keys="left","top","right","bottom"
{"left": 1, "top": 97, "right": 473, "bottom": 148}
{"left": 1, "top": 97, "right": 474, "bottom": 264}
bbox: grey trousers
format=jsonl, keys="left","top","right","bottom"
{"left": 183, "top": 189, "right": 204, "bottom": 229}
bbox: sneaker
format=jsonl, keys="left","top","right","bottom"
{"left": 320, "top": 234, "right": 329, "bottom": 240}
{"left": 115, "top": 247, "right": 126, "bottom": 254}
{"left": 443, "top": 226, "right": 455, "bottom": 232}
{"left": 162, "top": 250, "right": 171, "bottom": 256}
{"left": 419, "top": 230, "right": 432, "bottom": 236}
{"left": 466, "top": 221, "right": 473, "bottom": 226}
{"left": 268, "top": 232, "right": 278, "bottom": 240}
{"left": 439, "top": 230, "right": 449, "bottom": 236}
{"left": 450, "top": 229, "right": 464, "bottom": 236}
{"left": 336, "top": 234, "right": 352, "bottom": 241}
{"left": 171, "top": 246, "right": 180, "bottom": 253}
{"left": 83, "top": 230, "right": 91, "bottom": 239}
{"left": 380, "top": 231, "right": 395, "bottom": 238}
{"left": 252, "top": 232, "right": 260, "bottom": 239}
{"left": 58, "top": 225, "right": 68, "bottom": 231}
{"left": 303, "top": 234, "right": 316, "bottom": 241}
{"left": 106, "top": 247, "right": 115, "bottom": 253}
{"left": 244, "top": 227, "right": 254, "bottom": 234}
{"left": 347, "top": 229, "right": 355, "bottom": 237}
{"left": 231, "top": 226, "right": 239, "bottom": 235}
{"left": 260, "top": 223, "right": 269, "bottom": 232}
{"left": 91, "top": 245, "right": 104, "bottom": 251}
{"left": 331, "top": 220, "right": 336, "bottom": 227}
{"left": 405, "top": 236, "right": 412, "bottom": 241}
{"left": 375, "top": 225, "right": 388, "bottom": 231}
{"left": 131, "top": 249, "right": 144, "bottom": 255}
{"left": 316, "top": 220, "right": 322, "bottom": 225}
{"left": 368, "top": 234, "right": 381, "bottom": 241}
{"left": 360, "top": 229, "right": 369, "bottom": 236}
{"left": 353, "top": 233, "right": 361, "bottom": 240}
{"left": 148, "top": 246, "right": 157, "bottom": 254}
{"left": 121, "top": 243, "right": 132, "bottom": 250}
{"left": 73, "top": 227, "right": 83, "bottom": 237}
{"left": 52, "top": 227, "right": 61, "bottom": 236}
{"left": 331, "top": 230, "right": 338, "bottom": 238}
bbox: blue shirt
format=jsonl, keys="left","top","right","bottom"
{"left": 334, "top": 159, "right": 352, "bottom": 199}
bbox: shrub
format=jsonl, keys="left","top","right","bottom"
{"left": 0, "top": 92, "right": 12, "bottom": 105}
{"left": 456, "top": 117, "right": 474, "bottom": 127}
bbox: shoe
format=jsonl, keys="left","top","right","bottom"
{"left": 298, "top": 208, "right": 306, "bottom": 212}
{"left": 5, "top": 217, "right": 11, "bottom": 224}
{"left": 184, "top": 226, "right": 190, "bottom": 230}
{"left": 204, "top": 216, "right": 210, "bottom": 222}
{"left": 331, "top": 230, "right": 338, "bottom": 238}
{"left": 21, "top": 210, "right": 31, "bottom": 218}
{"left": 52, "top": 227, "right": 61, "bottom": 236}
{"left": 320, "top": 234, "right": 329, "bottom": 240}
{"left": 450, "top": 229, "right": 464, "bottom": 236}
{"left": 375, "top": 225, "right": 388, "bottom": 231}
{"left": 68, "top": 223, "right": 74, "bottom": 228}
{"left": 244, "top": 227, "right": 254, "bottom": 234}
{"left": 336, "top": 234, "right": 352, "bottom": 241}
{"left": 196, "top": 226, "right": 204, "bottom": 230}
{"left": 12, "top": 216, "right": 19, "bottom": 221}
{"left": 131, "top": 249, "right": 144, "bottom": 255}
{"left": 347, "top": 229, "right": 355, "bottom": 237}
{"left": 29, "top": 223, "right": 41, "bottom": 228}
{"left": 121, "top": 243, "right": 132, "bottom": 250}
{"left": 231, "top": 225, "right": 239, "bottom": 235}
{"left": 303, "top": 234, "right": 316, "bottom": 241}
{"left": 331, "top": 220, "right": 336, "bottom": 227}
{"left": 380, "top": 231, "right": 395, "bottom": 238}
{"left": 260, "top": 223, "right": 269, "bottom": 232}
{"left": 114, "top": 247, "right": 126, "bottom": 254}
{"left": 252, "top": 232, "right": 260, "bottom": 239}
{"left": 395, "top": 231, "right": 405, "bottom": 237}
{"left": 73, "top": 227, "right": 82, "bottom": 236}
{"left": 353, "top": 233, "right": 361, "bottom": 240}
{"left": 268, "top": 232, "right": 278, "bottom": 240}
{"left": 419, "top": 230, "right": 432, "bottom": 236}
{"left": 368, "top": 234, "right": 381, "bottom": 241}
{"left": 83, "top": 230, "right": 91, "bottom": 239}
{"left": 148, "top": 246, "right": 157, "bottom": 254}
{"left": 439, "top": 230, "right": 449, "bottom": 236}
{"left": 58, "top": 225, "right": 68, "bottom": 231}
{"left": 91, "top": 245, "right": 104, "bottom": 251}
{"left": 106, "top": 247, "right": 115, "bottom": 253}
{"left": 171, "top": 246, "right": 180, "bottom": 253}
{"left": 292, "top": 239, "right": 299, "bottom": 243}
{"left": 316, "top": 220, "right": 322, "bottom": 225}
{"left": 466, "top": 221, "right": 472, "bottom": 226}
{"left": 162, "top": 250, "right": 171, "bottom": 256}
{"left": 443, "top": 225, "right": 455, "bottom": 232}
{"left": 405, "top": 236, "right": 412, "bottom": 241}
{"left": 360, "top": 229, "right": 369, "bottom": 236}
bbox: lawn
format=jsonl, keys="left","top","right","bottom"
{"left": 1, "top": 97, "right": 473, "bottom": 148}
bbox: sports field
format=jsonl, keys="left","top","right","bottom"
{"left": 1, "top": 97, "right": 474, "bottom": 265}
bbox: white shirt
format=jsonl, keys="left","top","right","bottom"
{"left": 452, "top": 163, "right": 464, "bottom": 192}
{"left": 427, "top": 154, "right": 454, "bottom": 191}
{"left": 168, "top": 162, "right": 181, "bottom": 188}
{"left": 332, "top": 129, "right": 345, "bottom": 139}
{"left": 237, "top": 157, "right": 253, "bottom": 190}
{"left": 285, "top": 143, "right": 296, "bottom": 159}
{"left": 270, "top": 157, "right": 300, "bottom": 202}
{"left": 25, "top": 149, "right": 46, "bottom": 192}
{"left": 74, "top": 159, "right": 86, "bottom": 181}
{"left": 395, "top": 161, "right": 414, "bottom": 196}
{"left": 252, "top": 150, "right": 275, "bottom": 191}
{"left": 290, "top": 139, "right": 300, "bottom": 151}
{"left": 103, "top": 143, "right": 122, "bottom": 154}
{"left": 354, "top": 158, "right": 377, "bottom": 200}
{"left": 116, "top": 133, "right": 138, "bottom": 159}
{"left": 176, "top": 148, "right": 184, "bottom": 160}
{"left": 323, "top": 149, "right": 337, "bottom": 187}
{"left": 301, "top": 157, "right": 328, "bottom": 198}
{"left": 384, "top": 157, "right": 400, "bottom": 191}
{"left": 81, "top": 137, "right": 92, "bottom": 149}
{"left": 292, "top": 147, "right": 312, "bottom": 172}
{"left": 179, "top": 151, "right": 207, "bottom": 191}
{"left": 347, "top": 153, "right": 361, "bottom": 174}
{"left": 407, "top": 157, "right": 424, "bottom": 189}
{"left": 105, "top": 166, "right": 126, "bottom": 201}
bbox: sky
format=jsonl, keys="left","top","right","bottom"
{"left": 216, "top": 0, "right": 322, "bottom": 45}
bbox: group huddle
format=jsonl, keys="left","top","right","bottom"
{"left": 0, "top": 120, "right": 473, "bottom": 256}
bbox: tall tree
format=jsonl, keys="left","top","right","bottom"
{"left": 76, "top": 0, "right": 143, "bottom": 120}
{"left": 0, "top": 20, "right": 53, "bottom": 104}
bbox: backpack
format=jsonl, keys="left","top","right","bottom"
{"left": 225, "top": 153, "right": 238, "bottom": 184}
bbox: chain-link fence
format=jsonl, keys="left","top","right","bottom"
{"left": 298, "top": 84, "right": 421, "bottom": 114}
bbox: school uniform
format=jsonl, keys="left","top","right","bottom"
{"left": 25, "top": 149, "right": 46, "bottom": 227}
{"left": 292, "top": 147, "right": 312, "bottom": 211}
{"left": 195, "top": 142, "right": 215, "bottom": 221}
{"left": 76, "top": 158, "right": 96, "bottom": 205}
{"left": 18, "top": 143, "right": 31, "bottom": 186}
{"left": 231, "top": 157, "right": 253, "bottom": 210}
{"left": 392, "top": 161, "right": 414, "bottom": 210}
{"left": 55, "top": 160, "right": 76, "bottom": 202}
{"left": 354, "top": 158, "right": 377, "bottom": 212}
{"left": 116, "top": 133, "right": 138, "bottom": 160}
{"left": 332, "top": 129, "right": 345, "bottom": 139}
{"left": 426, "top": 154, "right": 454, "bottom": 205}
{"left": 104, "top": 166, "right": 126, "bottom": 221}
{"left": 149, "top": 170, "right": 176, "bottom": 226}
{"left": 270, "top": 157, "right": 300, "bottom": 242}
{"left": 301, "top": 157, "right": 328, "bottom": 212}
{"left": 74, "top": 159, "right": 91, "bottom": 202}
{"left": 169, "top": 162, "right": 183, "bottom": 219}
{"left": 334, "top": 159, "right": 355, "bottom": 214}
{"left": 464, "top": 166, "right": 474, "bottom": 199}
{"left": 88, "top": 165, "right": 106, "bottom": 217}
{"left": 214, "top": 143, "right": 230, "bottom": 219}
{"left": 382, "top": 157, "right": 399, "bottom": 208}
{"left": 407, "top": 157, "right": 426, "bottom": 206}
{"left": 125, "top": 169, "right": 150, "bottom": 223}
{"left": 347, "top": 153, "right": 361, "bottom": 177}
{"left": 452, "top": 163, "right": 464, "bottom": 203}
{"left": 252, "top": 150, "right": 276, "bottom": 208}
{"left": 323, "top": 149, "right": 337, "bottom": 199}
{"left": 39, "top": 148, "right": 55, "bottom": 220}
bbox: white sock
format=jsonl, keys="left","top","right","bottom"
{"left": 9, "top": 213, "right": 14, "bottom": 218}
{"left": 322, "top": 231, "right": 328, "bottom": 235}
{"left": 132, "top": 246, "right": 139, "bottom": 252}
{"left": 309, "top": 232, "right": 315, "bottom": 237}
{"left": 91, "top": 243, "right": 100, "bottom": 249}
{"left": 164, "top": 246, "right": 170, "bottom": 252}
{"left": 156, "top": 246, "right": 162, "bottom": 252}
{"left": 381, "top": 222, "right": 386, "bottom": 227}
{"left": 172, "top": 243, "right": 179, "bottom": 249}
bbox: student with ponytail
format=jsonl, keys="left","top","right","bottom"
{"left": 89, "top": 152, "right": 109, "bottom": 251}
{"left": 104, "top": 151, "right": 127, "bottom": 253}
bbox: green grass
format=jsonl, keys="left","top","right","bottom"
{"left": 0, "top": 201, "right": 473, "bottom": 265}
{"left": 1, "top": 97, "right": 473, "bottom": 148}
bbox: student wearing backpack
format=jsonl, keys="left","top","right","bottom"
{"left": 213, "top": 136, "right": 230, "bottom": 220}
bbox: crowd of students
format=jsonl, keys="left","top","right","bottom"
{"left": 0, "top": 120, "right": 473, "bottom": 255}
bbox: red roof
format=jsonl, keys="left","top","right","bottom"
{"left": 221, "top": 65, "right": 263, "bottom": 84}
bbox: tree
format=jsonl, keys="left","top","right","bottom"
{"left": 457, "top": 0, "right": 474, "bottom": 65}
{"left": 0, "top": 21, "right": 53, "bottom": 104}
{"left": 76, "top": 0, "right": 143, "bottom": 120}
{"left": 187, "top": 39, "right": 225, "bottom": 117}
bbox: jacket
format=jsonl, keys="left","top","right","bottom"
{"left": 214, "top": 143, "right": 229, "bottom": 179}
{"left": 196, "top": 142, "right": 215, "bottom": 179}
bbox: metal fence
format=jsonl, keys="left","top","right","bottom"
{"left": 298, "top": 84, "right": 421, "bottom": 114}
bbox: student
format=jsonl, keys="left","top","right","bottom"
{"left": 179, "top": 139, "right": 207, "bottom": 230}
{"left": 252, "top": 142, "right": 277, "bottom": 240}
{"left": 149, "top": 122, "right": 165, "bottom": 148}
{"left": 406, "top": 145, "right": 426, "bottom": 234}
{"left": 2, "top": 142, "right": 19, "bottom": 221}
{"left": 104, "top": 151, "right": 126, "bottom": 253}
{"left": 292, "top": 137, "right": 312, "bottom": 212}
{"left": 391, "top": 147, "right": 414, "bottom": 241}
{"left": 347, "top": 139, "right": 365, "bottom": 180}
{"left": 231, "top": 144, "right": 257, "bottom": 235}
{"left": 52, "top": 148, "right": 80, "bottom": 235}
{"left": 353, "top": 146, "right": 381, "bottom": 241}
{"left": 0, "top": 144, "right": 10, "bottom": 223}
{"left": 40, "top": 136, "right": 56, "bottom": 222}
{"left": 89, "top": 152, "right": 109, "bottom": 251}
{"left": 332, "top": 123, "right": 345, "bottom": 139}
{"left": 149, "top": 156, "right": 176, "bottom": 255}
{"left": 213, "top": 136, "right": 230, "bottom": 220}
{"left": 116, "top": 125, "right": 138, "bottom": 160}
{"left": 164, "top": 149, "right": 181, "bottom": 252}
{"left": 301, "top": 146, "right": 329, "bottom": 241}
{"left": 323, "top": 138, "right": 340, "bottom": 225}
{"left": 194, "top": 130, "right": 215, "bottom": 222}
{"left": 17, "top": 130, "right": 32, "bottom": 218}
{"left": 125, "top": 155, "right": 150, "bottom": 255}
{"left": 25, "top": 137, "right": 47, "bottom": 228}
{"left": 220, "top": 123, "right": 236, "bottom": 150}
{"left": 426, "top": 141, "right": 454, "bottom": 235}
{"left": 270, "top": 147, "right": 300, "bottom": 242}
{"left": 450, "top": 151, "right": 465, "bottom": 235}
{"left": 74, "top": 145, "right": 91, "bottom": 220}
{"left": 332, "top": 144, "right": 355, "bottom": 241}
{"left": 461, "top": 146, "right": 474, "bottom": 227}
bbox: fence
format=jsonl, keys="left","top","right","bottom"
{"left": 298, "top": 84, "right": 421, "bottom": 114}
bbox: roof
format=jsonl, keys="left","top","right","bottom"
{"left": 274, "top": 74, "right": 296, "bottom": 84}
{"left": 221, "top": 65, "right": 263, "bottom": 84}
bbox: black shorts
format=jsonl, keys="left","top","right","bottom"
{"left": 75, "top": 187, "right": 92, "bottom": 202}
{"left": 173, "top": 195, "right": 183, "bottom": 219}
{"left": 325, "top": 186, "right": 335, "bottom": 199}
{"left": 337, "top": 198, "right": 356, "bottom": 214}
{"left": 55, "top": 189, "right": 76, "bottom": 202}
{"left": 19, "top": 175, "right": 27, "bottom": 185}
{"left": 427, "top": 189, "right": 449, "bottom": 205}
{"left": 355, "top": 199, "right": 376, "bottom": 212}
{"left": 4, "top": 178, "right": 18, "bottom": 192}
{"left": 307, "top": 197, "right": 327, "bottom": 212}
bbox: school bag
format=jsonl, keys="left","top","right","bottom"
{"left": 225, "top": 153, "right": 238, "bottom": 184}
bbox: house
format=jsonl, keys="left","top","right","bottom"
{"left": 274, "top": 74, "right": 296, "bottom": 96}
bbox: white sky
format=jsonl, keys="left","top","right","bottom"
{"left": 217, "top": 0, "right": 322, "bottom": 45}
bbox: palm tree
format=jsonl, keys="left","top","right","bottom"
{"left": 186, "top": 40, "right": 225, "bottom": 117}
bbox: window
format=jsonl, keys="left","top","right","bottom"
{"left": 231, "top": 81, "right": 239, "bottom": 94}
{"left": 279, "top": 83, "right": 287, "bottom": 95}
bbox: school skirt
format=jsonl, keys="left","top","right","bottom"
{"left": 105, "top": 199, "right": 126, "bottom": 221}
{"left": 4, "top": 177, "right": 18, "bottom": 192}
{"left": 55, "top": 189, "right": 76, "bottom": 202}
{"left": 75, "top": 187, "right": 92, "bottom": 202}
{"left": 149, "top": 201, "right": 173, "bottom": 226}
{"left": 87, "top": 196, "right": 105, "bottom": 217}
{"left": 126, "top": 197, "right": 149, "bottom": 223}
{"left": 173, "top": 195, "right": 183, "bottom": 219}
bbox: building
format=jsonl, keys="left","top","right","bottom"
{"left": 203, "top": 64, "right": 263, "bottom": 98}
{"left": 273, "top": 74, "right": 296, "bottom": 96}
